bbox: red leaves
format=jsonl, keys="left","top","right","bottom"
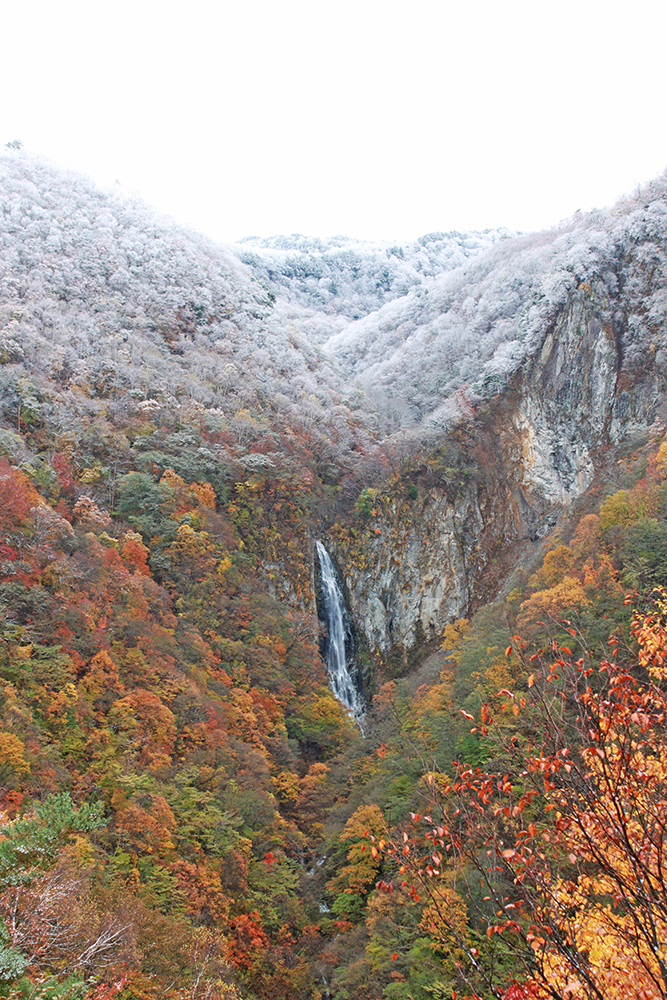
{"left": 227, "top": 910, "right": 269, "bottom": 968}
{"left": 502, "top": 982, "right": 542, "bottom": 1000}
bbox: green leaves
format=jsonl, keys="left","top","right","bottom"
{"left": 0, "top": 919, "right": 29, "bottom": 984}
{"left": 0, "top": 793, "right": 105, "bottom": 889}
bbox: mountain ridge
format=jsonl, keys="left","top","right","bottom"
{"left": 3, "top": 149, "right": 667, "bottom": 1000}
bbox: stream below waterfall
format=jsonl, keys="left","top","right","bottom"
{"left": 315, "top": 541, "right": 365, "bottom": 723}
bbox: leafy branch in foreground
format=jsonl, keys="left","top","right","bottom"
{"left": 0, "top": 794, "right": 105, "bottom": 890}
{"left": 373, "top": 594, "right": 667, "bottom": 999}
{"left": 0, "top": 794, "right": 105, "bottom": 997}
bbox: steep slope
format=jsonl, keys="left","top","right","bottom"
{"left": 3, "top": 149, "right": 667, "bottom": 1000}
{"left": 2, "top": 150, "right": 667, "bottom": 662}
{"left": 0, "top": 150, "right": 376, "bottom": 473}
{"left": 324, "top": 185, "right": 667, "bottom": 435}
{"left": 323, "top": 183, "right": 667, "bottom": 652}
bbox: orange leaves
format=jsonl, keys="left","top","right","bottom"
{"left": 115, "top": 793, "right": 177, "bottom": 856}
{"left": 169, "top": 858, "right": 232, "bottom": 924}
{"left": 0, "top": 459, "right": 42, "bottom": 531}
{"left": 377, "top": 597, "right": 667, "bottom": 999}
{"left": 526, "top": 932, "right": 545, "bottom": 952}
{"left": 188, "top": 480, "right": 216, "bottom": 510}
{"left": 120, "top": 531, "right": 151, "bottom": 576}
{"left": 226, "top": 910, "right": 269, "bottom": 969}
{"left": 517, "top": 577, "right": 589, "bottom": 636}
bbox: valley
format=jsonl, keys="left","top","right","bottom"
{"left": 1, "top": 148, "right": 667, "bottom": 999}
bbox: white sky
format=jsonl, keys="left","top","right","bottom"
{"left": 2, "top": 0, "right": 666, "bottom": 244}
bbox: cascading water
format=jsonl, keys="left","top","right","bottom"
{"left": 315, "top": 541, "right": 365, "bottom": 722}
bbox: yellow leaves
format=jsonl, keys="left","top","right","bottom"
{"left": 440, "top": 618, "right": 470, "bottom": 658}
{"left": 78, "top": 464, "right": 109, "bottom": 485}
{"left": 46, "top": 683, "right": 78, "bottom": 717}
{"left": 0, "top": 731, "right": 30, "bottom": 776}
{"left": 419, "top": 880, "right": 469, "bottom": 953}
{"left": 541, "top": 870, "right": 665, "bottom": 999}
{"left": 532, "top": 544, "right": 575, "bottom": 589}
{"left": 217, "top": 555, "right": 232, "bottom": 578}
{"left": 655, "top": 435, "right": 667, "bottom": 479}
{"left": 173, "top": 522, "right": 204, "bottom": 549}
{"left": 631, "top": 591, "right": 667, "bottom": 680}
{"left": 600, "top": 479, "right": 660, "bottom": 529}
{"left": 329, "top": 804, "right": 386, "bottom": 899}
{"left": 517, "top": 577, "right": 589, "bottom": 633}
{"left": 109, "top": 689, "right": 177, "bottom": 768}
{"left": 271, "top": 770, "right": 301, "bottom": 803}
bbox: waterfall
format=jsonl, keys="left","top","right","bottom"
{"left": 315, "top": 541, "right": 365, "bottom": 721}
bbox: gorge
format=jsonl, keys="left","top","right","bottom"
{"left": 2, "top": 149, "right": 667, "bottom": 1000}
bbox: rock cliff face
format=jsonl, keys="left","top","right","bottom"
{"left": 4, "top": 152, "right": 667, "bottom": 663}
{"left": 332, "top": 283, "right": 667, "bottom": 654}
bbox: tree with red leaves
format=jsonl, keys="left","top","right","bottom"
{"left": 374, "top": 593, "right": 667, "bottom": 999}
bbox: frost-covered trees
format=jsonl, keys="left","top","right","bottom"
{"left": 2, "top": 148, "right": 667, "bottom": 456}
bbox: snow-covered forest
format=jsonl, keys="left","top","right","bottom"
{"left": 4, "top": 148, "right": 667, "bottom": 458}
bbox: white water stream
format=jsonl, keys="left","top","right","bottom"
{"left": 315, "top": 541, "right": 365, "bottom": 722}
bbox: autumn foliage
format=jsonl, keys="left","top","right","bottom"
{"left": 372, "top": 590, "right": 667, "bottom": 999}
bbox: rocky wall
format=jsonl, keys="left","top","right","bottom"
{"left": 331, "top": 287, "right": 667, "bottom": 653}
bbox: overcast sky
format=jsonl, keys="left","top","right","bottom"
{"left": 2, "top": 0, "right": 666, "bottom": 244}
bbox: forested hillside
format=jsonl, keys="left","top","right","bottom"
{"left": 2, "top": 148, "right": 667, "bottom": 1000}
{"left": 232, "top": 230, "right": 512, "bottom": 335}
